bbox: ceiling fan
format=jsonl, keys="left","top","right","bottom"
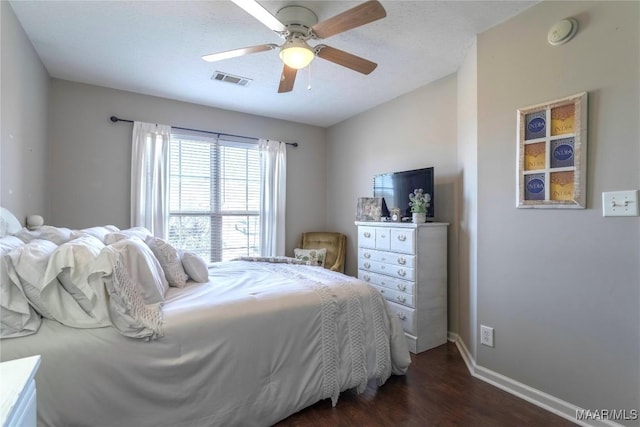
{"left": 202, "top": 0, "right": 387, "bottom": 93}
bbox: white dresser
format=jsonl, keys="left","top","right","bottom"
{"left": 0, "top": 355, "right": 41, "bottom": 427}
{"left": 355, "top": 221, "right": 448, "bottom": 353}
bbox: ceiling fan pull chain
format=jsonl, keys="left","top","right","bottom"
{"left": 307, "top": 63, "right": 312, "bottom": 91}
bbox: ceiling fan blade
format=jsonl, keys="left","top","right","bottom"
{"left": 311, "top": 0, "right": 386, "bottom": 39}
{"left": 315, "top": 45, "right": 377, "bottom": 75}
{"left": 278, "top": 65, "right": 297, "bottom": 93}
{"left": 202, "top": 44, "right": 277, "bottom": 62}
{"left": 231, "top": 0, "right": 286, "bottom": 33}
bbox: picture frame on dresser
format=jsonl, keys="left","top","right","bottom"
{"left": 516, "top": 92, "right": 588, "bottom": 209}
{"left": 356, "top": 197, "right": 383, "bottom": 221}
{"left": 355, "top": 221, "right": 449, "bottom": 354}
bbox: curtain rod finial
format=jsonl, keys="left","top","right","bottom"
{"left": 110, "top": 116, "right": 118, "bottom": 122}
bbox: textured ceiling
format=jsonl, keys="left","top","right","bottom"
{"left": 9, "top": 0, "right": 537, "bottom": 127}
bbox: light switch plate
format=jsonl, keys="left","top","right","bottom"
{"left": 602, "top": 190, "right": 639, "bottom": 217}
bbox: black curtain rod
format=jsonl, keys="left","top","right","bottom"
{"left": 109, "top": 116, "right": 298, "bottom": 147}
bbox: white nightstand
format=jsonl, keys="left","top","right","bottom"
{"left": 0, "top": 355, "right": 41, "bottom": 427}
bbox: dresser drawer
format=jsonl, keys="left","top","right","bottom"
{"left": 390, "top": 228, "right": 415, "bottom": 254}
{"left": 358, "top": 270, "right": 415, "bottom": 296}
{"left": 370, "top": 284, "right": 415, "bottom": 308}
{"left": 358, "top": 258, "right": 415, "bottom": 281}
{"left": 359, "top": 248, "right": 415, "bottom": 268}
{"left": 358, "top": 226, "right": 377, "bottom": 248}
{"left": 386, "top": 300, "right": 416, "bottom": 335}
{"left": 374, "top": 227, "right": 390, "bottom": 250}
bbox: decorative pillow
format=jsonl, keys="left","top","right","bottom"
{"left": 14, "top": 225, "right": 75, "bottom": 245}
{"left": 179, "top": 250, "right": 209, "bottom": 283}
{"left": 92, "top": 237, "right": 167, "bottom": 339}
{"left": 48, "top": 235, "right": 109, "bottom": 324}
{"left": 0, "top": 236, "right": 41, "bottom": 338}
{"left": 71, "top": 225, "right": 120, "bottom": 244}
{"left": 145, "top": 236, "right": 188, "bottom": 288}
{"left": 5, "top": 238, "right": 109, "bottom": 329}
{"left": 293, "top": 248, "right": 327, "bottom": 267}
{"left": 0, "top": 207, "right": 22, "bottom": 238}
{"left": 104, "top": 227, "right": 152, "bottom": 245}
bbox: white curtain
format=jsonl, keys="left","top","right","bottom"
{"left": 259, "top": 139, "right": 287, "bottom": 256}
{"left": 131, "top": 121, "right": 171, "bottom": 239}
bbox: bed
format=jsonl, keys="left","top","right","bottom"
{"left": 0, "top": 213, "right": 411, "bottom": 427}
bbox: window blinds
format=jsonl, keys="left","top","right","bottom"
{"left": 168, "top": 130, "right": 260, "bottom": 263}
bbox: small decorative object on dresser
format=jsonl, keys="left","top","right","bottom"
{"left": 389, "top": 208, "right": 401, "bottom": 222}
{"left": 356, "top": 221, "right": 448, "bottom": 353}
{"left": 356, "top": 197, "right": 383, "bottom": 221}
{"left": 408, "top": 188, "right": 430, "bottom": 223}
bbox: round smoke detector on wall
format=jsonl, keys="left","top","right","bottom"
{"left": 548, "top": 18, "right": 579, "bottom": 46}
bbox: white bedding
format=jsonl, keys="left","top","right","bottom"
{"left": 0, "top": 260, "right": 411, "bottom": 427}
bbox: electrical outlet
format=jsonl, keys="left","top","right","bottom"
{"left": 481, "top": 325, "right": 494, "bottom": 347}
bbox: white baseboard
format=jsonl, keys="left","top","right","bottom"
{"left": 448, "top": 333, "right": 625, "bottom": 427}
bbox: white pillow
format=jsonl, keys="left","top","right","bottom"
{"left": 49, "top": 235, "right": 109, "bottom": 323}
{"left": 14, "top": 225, "right": 75, "bottom": 245}
{"left": 293, "top": 248, "right": 327, "bottom": 267}
{"left": 104, "top": 227, "right": 152, "bottom": 245}
{"left": 179, "top": 250, "right": 209, "bottom": 283}
{"left": 145, "top": 236, "right": 188, "bottom": 288}
{"left": 93, "top": 237, "right": 167, "bottom": 339}
{"left": 0, "top": 207, "right": 22, "bottom": 238}
{"left": 6, "top": 238, "right": 109, "bottom": 329}
{"left": 5, "top": 239, "right": 58, "bottom": 319}
{"left": 71, "top": 225, "right": 120, "bottom": 244}
{"left": 0, "top": 236, "right": 41, "bottom": 338}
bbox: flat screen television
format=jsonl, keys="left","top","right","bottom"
{"left": 373, "top": 167, "right": 434, "bottom": 220}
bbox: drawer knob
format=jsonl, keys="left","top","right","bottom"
{"left": 364, "top": 252, "right": 371, "bottom": 259}
{"left": 397, "top": 257, "right": 406, "bottom": 265}
{"left": 397, "top": 313, "right": 407, "bottom": 321}
{"left": 398, "top": 269, "right": 406, "bottom": 277}
{"left": 364, "top": 262, "right": 371, "bottom": 269}
{"left": 397, "top": 234, "right": 407, "bottom": 242}
{"left": 397, "top": 284, "right": 406, "bottom": 291}
{"left": 363, "top": 232, "right": 371, "bottom": 238}
{"left": 363, "top": 275, "right": 370, "bottom": 281}
{"left": 396, "top": 295, "right": 406, "bottom": 303}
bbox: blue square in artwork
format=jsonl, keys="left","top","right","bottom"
{"left": 550, "top": 137, "right": 574, "bottom": 168}
{"left": 525, "top": 111, "right": 546, "bottom": 140}
{"left": 524, "top": 173, "right": 545, "bottom": 200}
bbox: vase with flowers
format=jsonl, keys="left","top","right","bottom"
{"left": 409, "top": 188, "right": 431, "bottom": 223}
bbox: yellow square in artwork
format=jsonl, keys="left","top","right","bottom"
{"left": 550, "top": 171, "right": 575, "bottom": 201}
{"left": 524, "top": 142, "right": 546, "bottom": 171}
{"left": 551, "top": 104, "right": 575, "bottom": 136}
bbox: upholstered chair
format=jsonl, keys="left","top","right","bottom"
{"left": 298, "top": 232, "right": 347, "bottom": 273}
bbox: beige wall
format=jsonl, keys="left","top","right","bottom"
{"left": 456, "top": 38, "right": 478, "bottom": 355}
{"left": 476, "top": 0, "right": 639, "bottom": 416}
{"left": 0, "top": 1, "right": 49, "bottom": 223}
{"left": 47, "top": 79, "right": 326, "bottom": 255}
{"left": 326, "top": 74, "right": 460, "bottom": 334}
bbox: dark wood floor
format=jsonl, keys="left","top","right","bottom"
{"left": 276, "top": 342, "right": 576, "bottom": 427}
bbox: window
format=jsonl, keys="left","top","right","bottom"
{"left": 168, "top": 130, "right": 260, "bottom": 263}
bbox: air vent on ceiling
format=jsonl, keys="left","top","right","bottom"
{"left": 211, "top": 71, "right": 252, "bottom": 87}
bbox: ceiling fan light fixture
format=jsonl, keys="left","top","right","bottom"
{"left": 279, "top": 39, "right": 315, "bottom": 69}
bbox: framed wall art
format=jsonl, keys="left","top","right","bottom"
{"left": 356, "top": 197, "right": 383, "bottom": 221}
{"left": 516, "top": 92, "right": 588, "bottom": 209}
